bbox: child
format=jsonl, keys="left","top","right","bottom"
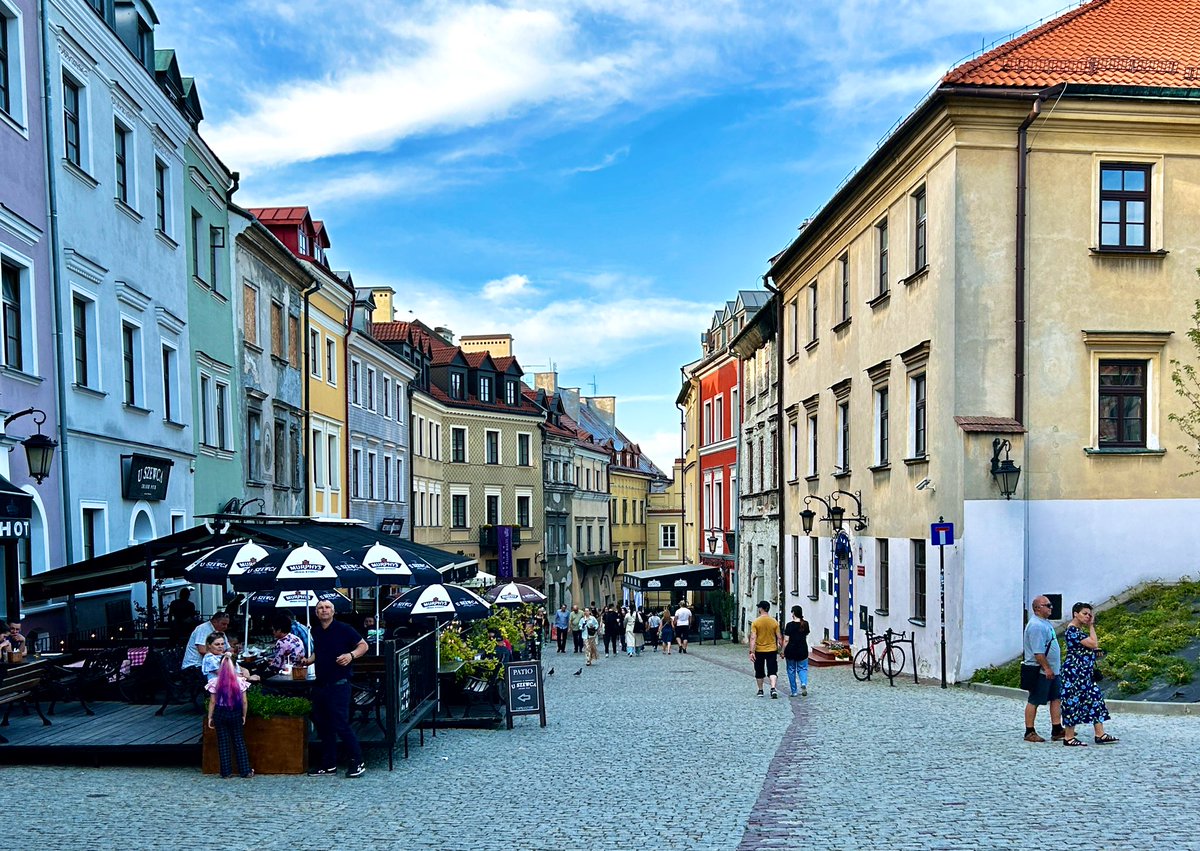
{"left": 206, "top": 655, "right": 253, "bottom": 778}
{"left": 202, "top": 632, "right": 230, "bottom": 681}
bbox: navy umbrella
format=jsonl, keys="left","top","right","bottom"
{"left": 344, "top": 542, "right": 442, "bottom": 586}
{"left": 231, "top": 543, "right": 376, "bottom": 592}
{"left": 382, "top": 583, "right": 491, "bottom": 625}
{"left": 484, "top": 582, "right": 546, "bottom": 606}
{"left": 246, "top": 588, "right": 352, "bottom": 614}
{"left": 183, "top": 542, "right": 274, "bottom": 585}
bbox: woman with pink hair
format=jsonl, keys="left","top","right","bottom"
{"left": 206, "top": 656, "right": 254, "bottom": 778}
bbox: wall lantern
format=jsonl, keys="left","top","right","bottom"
{"left": 991, "top": 438, "right": 1021, "bottom": 500}
{"left": 706, "top": 529, "right": 719, "bottom": 553}
{"left": 801, "top": 490, "right": 868, "bottom": 536}
{"left": 4, "top": 408, "right": 57, "bottom": 485}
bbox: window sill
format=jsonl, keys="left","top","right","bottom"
{"left": 833, "top": 469, "right": 851, "bottom": 479}
{"left": 72, "top": 383, "right": 106, "bottom": 399}
{"left": 156, "top": 229, "right": 178, "bottom": 250}
{"left": 122, "top": 402, "right": 152, "bottom": 415}
{"left": 0, "top": 366, "right": 42, "bottom": 386}
{"left": 867, "top": 290, "right": 891, "bottom": 310}
{"left": 114, "top": 199, "right": 143, "bottom": 223}
{"left": 903, "top": 455, "right": 929, "bottom": 467}
{"left": 244, "top": 341, "right": 263, "bottom": 355}
{"left": 164, "top": 419, "right": 187, "bottom": 429}
{"left": 868, "top": 463, "right": 890, "bottom": 473}
{"left": 804, "top": 474, "right": 820, "bottom": 483}
{"left": 804, "top": 339, "right": 819, "bottom": 353}
{"left": 807, "top": 595, "right": 819, "bottom": 602}
{"left": 1089, "top": 247, "right": 1167, "bottom": 259}
{"left": 908, "top": 617, "right": 926, "bottom": 627}
{"left": 270, "top": 354, "right": 290, "bottom": 367}
{"left": 63, "top": 158, "right": 98, "bottom": 188}
{"left": 272, "top": 484, "right": 292, "bottom": 493}
{"left": 246, "top": 479, "right": 268, "bottom": 489}
{"left": 787, "top": 477, "right": 801, "bottom": 486}
{"left": 901, "top": 265, "right": 929, "bottom": 287}
{"left": 1084, "top": 447, "right": 1165, "bottom": 457}
{"left": 874, "top": 608, "right": 889, "bottom": 617}
{"left": 0, "top": 108, "right": 29, "bottom": 138}
{"left": 832, "top": 318, "right": 852, "bottom": 334}
{"left": 786, "top": 352, "right": 800, "bottom": 364}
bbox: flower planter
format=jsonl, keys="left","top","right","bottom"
{"left": 202, "top": 715, "right": 309, "bottom": 775}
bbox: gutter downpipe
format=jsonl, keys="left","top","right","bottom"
{"left": 41, "top": 0, "right": 77, "bottom": 632}
{"left": 678, "top": 365, "right": 688, "bottom": 564}
{"left": 762, "top": 274, "right": 785, "bottom": 623}
{"left": 301, "top": 277, "right": 321, "bottom": 517}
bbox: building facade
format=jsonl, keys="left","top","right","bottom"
{"left": 770, "top": 0, "right": 1200, "bottom": 681}
{"left": 646, "top": 460, "right": 684, "bottom": 569}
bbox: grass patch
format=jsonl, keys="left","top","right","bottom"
{"left": 970, "top": 580, "right": 1200, "bottom": 695}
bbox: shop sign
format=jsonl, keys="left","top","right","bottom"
{"left": 121, "top": 454, "right": 174, "bottom": 501}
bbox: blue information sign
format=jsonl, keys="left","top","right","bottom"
{"left": 930, "top": 521, "right": 954, "bottom": 547}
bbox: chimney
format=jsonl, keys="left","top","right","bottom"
{"left": 585, "top": 396, "right": 616, "bottom": 431}
{"left": 534, "top": 372, "right": 558, "bottom": 395}
{"left": 560, "top": 387, "right": 581, "bottom": 421}
{"left": 434, "top": 326, "right": 455, "bottom": 344}
{"left": 369, "top": 288, "right": 394, "bottom": 324}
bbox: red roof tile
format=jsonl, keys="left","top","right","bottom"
{"left": 248, "top": 206, "right": 311, "bottom": 224}
{"left": 943, "top": 0, "right": 1200, "bottom": 89}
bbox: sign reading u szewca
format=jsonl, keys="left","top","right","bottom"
{"left": 505, "top": 662, "right": 541, "bottom": 715}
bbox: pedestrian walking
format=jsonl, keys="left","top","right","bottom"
{"left": 205, "top": 656, "right": 253, "bottom": 779}
{"left": 780, "top": 605, "right": 810, "bottom": 696}
{"left": 569, "top": 604, "right": 584, "bottom": 653}
{"left": 582, "top": 608, "right": 600, "bottom": 666}
{"left": 1060, "top": 602, "right": 1118, "bottom": 747}
{"left": 660, "top": 608, "right": 675, "bottom": 655}
{"left": 554, "top": 605, "right": 571, "bottom": 654}
{"left": 749, "top": 601, "right": 782, "bottom": 698}
{"left": 674, "top": 601, "right": 693, "bottom": 653}
{"left": 603, "top": 605, "right": 621, "bottom": 657}
{"left": 624, "top": 607, "right": 637, "bottom": 658}
{"left": 633, "top": 607, "right": 646, "bottom": 656}
{"left": 647, "top": 610, "right": 661, "bottom": 651}
{"left": 1021, "top": 595, "right": 1065, "bottom": 743}
{"left": 303, "top": 599, "right": 370, "bottom": 777}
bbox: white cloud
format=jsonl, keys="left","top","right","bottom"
{"left": 563, "top": 145, "right": 631, "bottom": 175}
{"left": 482, "top": 274, "right": 536, "bottom": 301}
{"left": 639, "top": 429, "right": 683, "bottom": 473}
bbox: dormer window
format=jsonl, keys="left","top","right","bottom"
{"left": 479, "top": 375, "right": 492, "bottom": 402}
{"left": 136, "top": 18, "right": 153, "bottom": 66}
{"left": 505, "top": 380, "right": 517, "bottom": 406}
{"left": 450, "top": 371, "right": 463, "bottom": 399}
{"left": 298, "top": 229, "right": 310, "bottom": 256}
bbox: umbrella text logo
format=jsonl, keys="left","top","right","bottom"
{"left": 288, "top": 559, "right": 325, "bottom": 574}
{"left": 282, "top": 591, "right": 311, "bottom": 604}
{"left": 418, "top": 596, "right": 450, "bottom": 610}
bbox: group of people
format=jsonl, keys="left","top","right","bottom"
{"left": 553, "top": 601, "right": 694, "bottom": 666}
{"left": 1022, "top": 596, "right": 1118, "bottom": 747}
{"left": 747, "top": 601, "right": 811, "bottom": 699}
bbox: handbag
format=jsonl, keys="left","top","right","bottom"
{"left": 1092, "top": 668, "right": 1104, "bottom": 683}
{"left": 1019, "top": 664, "right": 1040, "bottom": 691}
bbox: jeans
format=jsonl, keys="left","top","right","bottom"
{"left": 556, "top": 628, "right": 568, "bottom": 653}
{"left": 572, "top": 630, "right": 583, "bottom": 652}
{"left": 603, "top": 632, "right": 620, "bottom": 655}
{"left": 310, "top": 680, "right": 361, "bottom": 769}
{"left": 786, "top": 658, "right": 809, "bottom": 694}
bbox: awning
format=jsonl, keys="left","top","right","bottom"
{"left": 620, "top": 564, "right": 723, "bottom": 592}
{"left": 574, "top": 553, "right": 621, "bottom": 570}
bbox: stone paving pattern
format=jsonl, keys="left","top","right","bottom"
{"left": 11, "top": 642, "right": 1200, "bottom": 850}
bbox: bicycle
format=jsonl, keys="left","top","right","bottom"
{"left": 852, "top": 630, "right": 905, "bottom": 681}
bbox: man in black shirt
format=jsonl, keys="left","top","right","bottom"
{"left": 302, "top": 599, "right": 369, "bottom": 778}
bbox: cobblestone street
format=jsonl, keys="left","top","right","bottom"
{"left": 12, "top": 642, "right": 1200, "bottom": 850}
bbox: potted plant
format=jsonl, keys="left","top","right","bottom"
{"left": 707, "top": 590, "right": 737, "bottom": 641}
{"left": 202, "top": 688, "right": 312, "bottom": 775}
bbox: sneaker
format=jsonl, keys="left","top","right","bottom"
{"left": 756, "top": 689, "right": 764, "bottom": 697}
{"left": 789, "top": 692, "right": 798, "bottom": 697}
{"left": 307, "top": 766, "right": 338, "bottom": 776}
{"left": 801, "top": 686, "right": 807, "bottom": 696}
{"left": 346, "top": 762, "right": 366, "bottom": 778}
{"left": 1024, "top": 731, "right": 1045, "bottom": 743}
{"left": 770, "top": 689, "right": 778, "bottom": 699}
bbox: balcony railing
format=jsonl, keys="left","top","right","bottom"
{"left": 479, "top": 524, "right": 523, "bottom": 551}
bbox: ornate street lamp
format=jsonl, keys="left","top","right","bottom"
{"left": 706, "top": 529, "right": 719, "bottom": 552}
{"left": 3, "top": 408, "right": 57, "bottom": 485}
{"left": 991, "top": 438, "right": 1021, "bottom": 500}
{"left": 801, "top": 491, "right": 868, "bottom": 535}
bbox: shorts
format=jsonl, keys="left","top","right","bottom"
{"left": 675, "top": 625, "right": 690, "bottom": 641}
{"left": 1026, "top": 672, "right": 1062, "bottom": 706}
{"left": 753, "top": 652, "right": 778, "bottom": 679}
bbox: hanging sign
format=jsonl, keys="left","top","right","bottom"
{"left": 121, "top": 454, "right": 174, "bottom": 501}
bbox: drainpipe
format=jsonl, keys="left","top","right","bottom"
{"left": 677, "top": 365, "right": 688, "bottom": 564}
{"left": 763, "top": 274, "right": 785, "bottom": 620}
{"left": 301, "top": 278, "right": 321, "bottom": 517}
{"left": 41, "top": 0, "right": 75, "bottom": 590}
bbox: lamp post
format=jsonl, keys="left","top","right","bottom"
{"left": 990, "top": 438, "right": 1021, "bottom": 499}
{"left": 3, "top": 408, "right": 57, "bottom": 485}
{"left": 800, "top": 491, "right": 868, "bottom": 535}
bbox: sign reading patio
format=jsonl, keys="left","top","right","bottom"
{"left": 121, "top": 453, "right": 174, "bottom": 501}
{"left": 504, "top": 661, "right": 546, "bottom": 729}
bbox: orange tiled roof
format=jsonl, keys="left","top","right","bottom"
{"left": 248, "top": 206, "right": 310, "bottom": 224}
{"left": 943, "top": 0, "right": 1200, "bottom": 89}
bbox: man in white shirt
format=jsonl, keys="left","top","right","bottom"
{"left": 673, "top": 601, "right": 693, "bottom": 653}
{"left": 182, "top": 611, "right": 230, "bottom": 671}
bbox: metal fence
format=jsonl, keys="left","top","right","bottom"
{"left": 381, "top": 630, "right": 439, "bottom": 770}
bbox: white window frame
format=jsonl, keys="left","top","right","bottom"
{"left": 382, "top": 376, "right": 391, "bottom": 419}
{"left": 113, "top": 116, "right": 136, "bottom": 209}
{"left": 517, "top": 431, "right": 532, "bottom": 466}
{"left": 351, "top": 447, "right": 362, "bottom": 499}
{"left": 119, "top": 315, "right": 144, "bottom": 408}
{"left": 309, "top": 328, "right": 321, "bottom": 378}
{"left": 788, "top": 298, "right": 798, "bottom": 357}
{"left": 154, "top": 156, "right": 171, "bottom": 235}
{"left": 160, "top": 340, "right": 179, "bottom": 423}
{"left": 1090, "top": 154, "right": 1164, "bottom": 252}
{"left": 350, "top": 358, "right": 361, "bottom": 406}
{"left": 806, "top": 412, "right": 818, "bottom": 477}
{"left": 874, "top": 385, "right": 889, "bottom": 466}
{"left": 703, "top": 401, "right": 712, "bottom": 445}
{"left": 836, "top": 399, "right": 850, "bottom": 474}
{"left": 450, "top": 486, "right": 470, "bottom": 529}
{"left": 199, "top": 371, "right": 212, "bottom": 446}
{"left": 367, "top": 450, "right": 377, "bottom": 500}
{"left": 0, "top": 246, "right": 35, "bottom": 374}
{"left": 788, "top": 420, "right": 798, "bottom": 481}
{"left": 515, "top": 488, "right": 533, "bottom": 528}
{"left": 325, "top": 338, "right": 336, "bottom": 386}
{"left": 660, "top": 523, "right": 677, "bottom": 550}
{"left": 79, "top": 501, "right": 108, "bottom": 560}
{"left": 0, "top": 3, "right": 30, "bottom": 132}
{"left": 366, "top": 366, "right": 376, "bottom": 411}
{"left": 70, "top": 288, "right": 99, "bottom": 390}
{"left": 714, "top": 394, "right": 724, "bottom": 442}
{"left": 1083, "top": 331, "right": 1169, "bottom": 452}
{"left": 485, "top": 429, "right": 501, "bottom": 465}
{"left": 60, "top": 68, "right": 90, "bottom": 173}
{"left": 451, "top": 425, "right": 467, "bottom": 463}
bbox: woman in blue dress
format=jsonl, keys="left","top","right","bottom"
{"left": 1060, "top": 602, "right": 1118, "bottom": 747}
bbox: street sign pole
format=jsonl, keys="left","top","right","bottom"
{"left": 929, "top": 516, "right": 954, "bottom": 690}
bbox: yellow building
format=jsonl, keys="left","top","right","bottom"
{"left": 769, "top": 0, "right": 1200, "bottom": 681}
{"left": 675, "top": 369, "right": 701, "bottom": 565}
{"left": 646, "top": 460, "right": 684, "bottom": 568}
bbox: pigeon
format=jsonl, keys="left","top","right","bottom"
{"left": 547, "top": 668, "right": 554, "bottom": 676}
{"left": 573, "top": 668, "right": 583, "bottom": 676}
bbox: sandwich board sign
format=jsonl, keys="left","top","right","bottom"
{"left": 505, "top": 661, "right": 546, "bottom": 729}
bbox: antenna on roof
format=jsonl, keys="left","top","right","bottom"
{"left": 589, "top": 375, "right": 598, "bottom": 395}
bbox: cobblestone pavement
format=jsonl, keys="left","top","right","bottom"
{"left": 12, "top": 643, "right": 1200, "bottom": 850}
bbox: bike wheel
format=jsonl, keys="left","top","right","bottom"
{"left": 852, "top": 648, "right": 872, "bottom": 681}
{"left": 882, "top": 645, "right": 905, "bottom": 678}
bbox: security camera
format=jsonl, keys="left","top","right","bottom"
{"left": 915, "top": 478, "right": 933, "bottom": 491}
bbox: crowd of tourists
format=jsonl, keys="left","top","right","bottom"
{"left": 549, "top": 601, "right": 696, "bottom": 667}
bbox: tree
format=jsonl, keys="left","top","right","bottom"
{"left": 1168, "top": 270, "right": 1200, "bottom": 475}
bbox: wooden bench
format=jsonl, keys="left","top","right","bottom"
{"left": 0, "top": 660, "right": 52, "bottom": 743}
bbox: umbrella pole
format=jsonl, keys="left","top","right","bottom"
{"left": 435, "top": 621, "right": 441, "bottom": 711}
{"left": 374, "top": 588, "right": 381, "bottom": 655}
{"left": 244, "top": 599, "right": 250, "bottom": 648}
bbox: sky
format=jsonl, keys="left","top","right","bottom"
{"left": 154, "top": 0, "right": 1072, "bottom": 472}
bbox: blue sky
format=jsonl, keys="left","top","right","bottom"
{"left": 155, "top": 0, "right": 1070, "bottom": 470}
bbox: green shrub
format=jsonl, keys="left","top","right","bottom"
{"left": 245, "top": 687, "right": 311, "bottom": 719}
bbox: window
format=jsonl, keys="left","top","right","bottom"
{"left": 215, "top": 381, "right": 229, "bottom": 450}
{"left": 350, "top": 359, "right": 361, "bottom": 405}
{"left": 382, "top": 377, "right": 391, "bottom": 418}
{"left": 587, "top": 526, "right": 594, "bottom": 553}
{"left": 731, "top": 387, "right": 740, "bottom": 435}
{"left": 789, "top": 421, "right": 798, "bottom": 480}
{"left": 273, "top": 420, "right": 287, "bottom": 483}
{"left": 0, "top": 12, "right": 12, "bottom": 118}
{"left": 715, "top": 396, "right": 723, "bottom": 441}
{"left": 1098, "top": 360, "right": 1147, "bottom": 447}
{"left": 308, "top": 329, "right": 320, "bottom": 377}
{"left": 876, "top": 539, "right": 889, "bottom": 614}
{"left": 351, "top": 448, "right": 361, "bottom": 498}
{"left": 394, "top": 383, "right": 403, "bottom": 419}
{"left": 325, "top": 338, "right": 335, "bottom": 384}
{"left": 247, "top": 411, "right": 262, "bottom": 481}
{"left": 191, "top": 211, "right": 204, "bottom": 282}
{"left": 154, "top": 159, "right": 168, "bottom": 233}
{"left": 703, "top": 401, "right": 712, "bottom": 445}
{"left": 288, "top": 315, "right": 300, "bottom": 368}
{"left": 1, "top": 259, "right": 23, "bottom": 371}
{"left": 807, "top": 412, "right": 818, "bottom": 477}
{"left": 450, "top": 371, "right": 463, "bottom": 399}
{"left": 241, "top": 285, "right": 258, "bottom": 348}
{"left": 913, "top": 186, "right": 927, "bottom": 271}
{"left": 199, "top": 374, "right": 211, "bottom": 445}
{"left": 451, "top": 427, "right": 466, "bottom": 463}
{"left": 383, "top": 456, "right": 391, "bottom": 501}
{"left": 875, "top": 387, "right": 889, "bottom": 466}
{"left": 267, "top": 301, "right": 283, "bottom": 357}
{"left": 837, "top": 401, "right": 850, "bottom": 473}
{"left": 479, "top": 375, "right": 492, "bottom": 402}
{"left": 121, "top": 322, "right": 139, "bottom": 406}
{"left": 660, "top": 524, "right": 677, "bottom": 549}
{"left": 518, "top": 433, "right": 530, "bottom": 466}
{"left": 911, "top": 373, "right": 927, "bottom": 458}
{"left": 63, "top": 74, "right": 82, "bottom": 167}
{"left": 290, "top": 425, "right": 302, "bottom": 488}
{"left": 113, "top": 122, "right": 130, "bottom": 204}
{"left": 298, "top": 228, "right": 310, "bottom": 256}
{"left": 366, "top": 367, "right": 376, "bottom": 411}
{"left": 452, "top": 494, "right": 467, "bottom": 528}
{"left": 808, "top": 281, "right": 819, "bottom": 344}
{"left": 81, "top": 506, "right": 104, "bottom": 560}
{"left": 788, "top": 299, "right": 799, "bottom": 356}
{"left": 134, "top": 17, "right": 152, "bottom": 66}
{"left": 486, "top": 494, "right": 499, "bottom": 525}
{"left": 367, "top": 451, "right": 377, "bottom": 500}
{"left": 576, "top": 525, "right": 582, "bottom": 552}
{"left": 876, "top": 218, "right": 889, "bottom": 296}
{"left": 72, "top": 295, "right": 93, "bottom": 386}
{"left": 161, "top": 344, "right": 177, "bottom": 422}
{"left": 839, "top": 252, "right": 850, "bottom": 323}
{"left": 622, "top": 498, "right": 628, "bottom": 525}
{"left": 327, "top": 433, "right": 338, "bottom": 490}
{"left": 517, "top": 495, "right": 531, "bottom": 528}
{"left": 505, "top": 380, "right": 517, "bottom": 406}
{"left": 912, "top": 539, "right": 927, "bottom": 622}
{"left": 485, "top": 430, "right": 499, "bottom": 465}
{"left": 809, "top": 537, "right": 819, "bottom": 600}
{"left": 1099, "top": 164, "right": 1150, "bottom": 251}
{"left": 415, "top": 416, "right": 424, "bottom": 456}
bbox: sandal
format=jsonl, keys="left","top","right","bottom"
{"left": 1094, "top": 733, "right": 1119, "bottom": 744}
{"left": 1063, "top": 737, "right": 1087, "bottom": 747}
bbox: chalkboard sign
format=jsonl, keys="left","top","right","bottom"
{"left": 395, "top": 649, "right": 411, "bottom": 718}
{"left": 698, "top": 614, "right": 716, "bottom": 642}
{"left": 505, "top": 661, "right": 546, "bottom": 728}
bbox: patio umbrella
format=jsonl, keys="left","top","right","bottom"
{"left": 246, "top": 588, "right": 353, "bottom": 614}
{"left": 381, "top": 583, "right": 492, "bottom": 625}
{"left": 344, "top": 542, "right": 442, "bottom": 651}
{"left": 484, "top": 581, "right": 546, "bottom": 606}
{"left": 183, "top": 542, "right": 274, "bottom": 585}
{"left": 231, "top": 543, "right": 376, "bottom": 592}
